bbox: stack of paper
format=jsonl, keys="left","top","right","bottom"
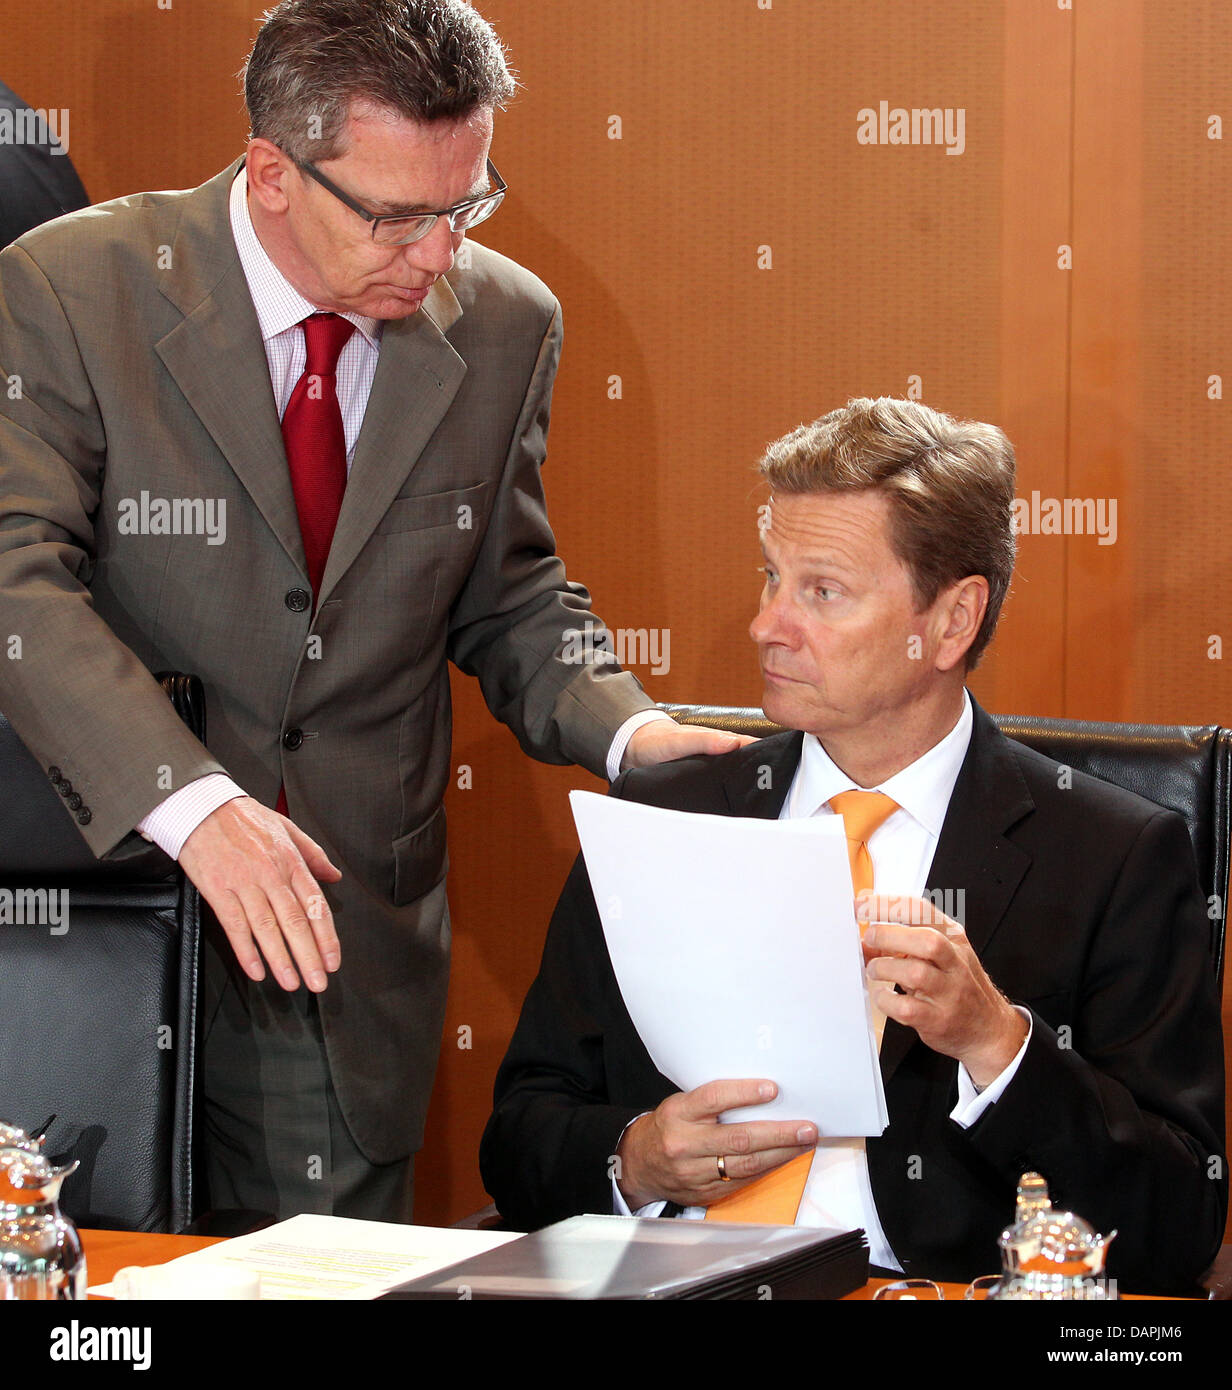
{"left": 569, "top": 791, "right": 888, "bottom": 1134}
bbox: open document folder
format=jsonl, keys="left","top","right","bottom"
{"left": 569, "top": 790, "right": 888, "bottom": 1136}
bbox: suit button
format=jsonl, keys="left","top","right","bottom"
{"left": 59, "top": 780, "right": 73, "bottom": 798}
{"left": 285, "top": 588, "right": 311, "bottom": 613}
{"left": 47, "top": 765, "right": 61, "bottom": 780}
{"left": 67, "top": 793, "right": 82, "bottom": 811}
{"left": 283, "top": 728, "right": 303, "bottom": 750}
{"left": 76, "top": 809, "right": 92, "bottom": 825}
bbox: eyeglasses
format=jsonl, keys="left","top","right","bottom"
{"left": 294, "top": 156, "right": 506, "bottom": 246}
{"left": 871, "top": 1275, "right": 1003, "bottom": 1300}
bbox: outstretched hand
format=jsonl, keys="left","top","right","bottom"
{"left": 623, "top": 721, "right": 754, "bottom": 770}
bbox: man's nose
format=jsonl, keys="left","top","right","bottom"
{"left": 750, "top": 589, "right": 794, "bottom": 647}
{"left": 745, "top": 592, "right": 784, "bottom": 644}
{"left": 405, "top": 218, "right": 460, "bottom": 277}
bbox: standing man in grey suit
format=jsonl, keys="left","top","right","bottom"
{"left": 0, "top": 0, "right": 733, "bottom": 1220}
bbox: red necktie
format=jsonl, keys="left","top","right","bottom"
{"left": 282, "top": 311, "right": 355, "bottom": 597}
{"left": 276, "top": 312, "right": 354, "bottom": 817}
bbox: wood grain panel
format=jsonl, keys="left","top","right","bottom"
{"left": 981, "top": 0, "right": 1074, "bottom": 719}
{"left": 1065, "top": 0, "right": 1143, "bottom": 720}
{"left": 1, "top": 1, "right": 1225, "bottom": 1237}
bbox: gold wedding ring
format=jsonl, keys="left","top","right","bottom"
{"left": 716, "top": 1155, "right": 731, "bottom": 1181}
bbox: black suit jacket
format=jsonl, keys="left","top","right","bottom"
{"left": 0, "top": 81, "right": 87, "bottom": 246}
{"left": 481, "top": 701, "right": 1227, "bottom": 1294}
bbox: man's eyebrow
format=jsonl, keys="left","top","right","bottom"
{"left": 368, "top": 176, "right": 491, "bottom": 218}
{"left": 799, "top": 552, "right": 853, "bottom": 571}
{"left": 368, "top": 197, "right": 425, "bottom": 216}
{"left": 760, "top": 539, "right": 855, "bottom": 574}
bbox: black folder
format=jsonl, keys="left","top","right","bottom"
{"left": 380, "top": 1215, "right": 868, "bottom": 1301}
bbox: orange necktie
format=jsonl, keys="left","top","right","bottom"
{"left": 705, "top": 788, "right": 899, "bottom": 1225}
{"left": 830, "top": 789, "right": 901, "bottom": 1046}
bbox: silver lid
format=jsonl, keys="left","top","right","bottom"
{"left": 0, "top": 1146, "right": 77, "bottom": 1205}
{"left": 998, "top": 1171, "right": 1115, "bottom": 1278}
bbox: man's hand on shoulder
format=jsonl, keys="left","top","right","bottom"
{"left": 615, "top": 1078, "right": 817, "bottom": 1209}
{"left": 178, "top": 797, "right": 343, "bottom": 994}
{"left": 622, "top": 721, "right": 753, "bottom": 771}
{"left": 858, "top": 892, "right": 1028, "bottom": 1088}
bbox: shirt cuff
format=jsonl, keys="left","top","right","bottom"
{"left": 135, "top": 773, "right": 249, "bottom": 860}
{"left": 611, "top": 1182, "right": 670, "bottom": 1220}
{"left": 605, "top": 710, "right": 677, "bottom": 782}
{"left": 951, "top": 1007, "right": 1033, "bottom": 1128}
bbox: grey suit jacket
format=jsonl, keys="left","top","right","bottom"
{"left": 0, "top": 160, "right": 655, "bottom": 1160}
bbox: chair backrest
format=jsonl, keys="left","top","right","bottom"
{"left": 661, "top": 703, "right": 1231, "bottom": 985}
{"left": 0, "top": 674, "right": 205, "bottom": 1231}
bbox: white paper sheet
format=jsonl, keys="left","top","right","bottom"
{"left": 90, "top": 1214, "right": 520, "bottom": 1300}
{"left": 570, "top": 790, "right": 888, "bottom": 1137}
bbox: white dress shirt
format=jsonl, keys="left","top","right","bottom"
{"left": 614, "top": 690, "right": 1032, "bottom": 1270}
{"left": 137, "top": 170, "right": 666, "bottom": 856}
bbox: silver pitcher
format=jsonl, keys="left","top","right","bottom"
{"left": 0, "top": 1142, "right": 86, "bottom": 1300}
{"left": 989, "top": 1171, "right": 1116, "bottom": 1300}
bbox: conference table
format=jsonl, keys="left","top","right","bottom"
{"left": 76, "top": 1228, "right": 1069, "bottom": 1301}
{"left": 8, "top": 1227, "right": 1196, "bottom": 1382}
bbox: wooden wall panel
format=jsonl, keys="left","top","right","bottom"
{"left": 1132, "top": 2, "right": 1232, "bottom": 725}
{"left": 3, "top": 1, "right": 257, "bottom": 200}
{"left": 988, "top": 1, "right": 1073, "bottom": 719}
{"left": 2, "top": 1, "right": 1227, "bottom": 1233}
{"left": 1066, "top": 0, "right": 1143, "bottom": 721}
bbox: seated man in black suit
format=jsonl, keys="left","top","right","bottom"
{"left": 480, "top": 397, "right": 1227, "bottom": 1294}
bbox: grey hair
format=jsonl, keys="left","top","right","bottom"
{"left": 759, "top": 397, "right": 1017, "bottom": 669}
{"left": 243, "top": 0, "right": 517, "bottom": 163}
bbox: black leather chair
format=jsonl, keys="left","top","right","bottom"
{"left": 0, "top": 673, "right": 206, "bottom": 1231}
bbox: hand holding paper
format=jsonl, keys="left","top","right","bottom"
{"left": 858, "top": 891, "right": 1027, "bottom": 1088}
{"left": 569, "top": 790, "right": 888, "bottom": 1137}
{"left": 616, "top": 1079, "right": 818, "bottom": 1210}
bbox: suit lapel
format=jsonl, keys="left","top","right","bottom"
{"left": 719, "top": 731, "right": 804, "bottom": 819}
{"left": 154, "top": 162, "right": 306, "bottom": 574}
{"left": 152, "top": 162, "right": 470, "bottom": 598}
{"left": 878, "top": 699, "right": 1036, "bottom": 1084}
{"left": 318, "top": 278, "right": 465, "bottom": 605}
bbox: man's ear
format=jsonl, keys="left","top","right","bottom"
{"left": 244, "top": 138, "right": 296, "bottom": 215}
{"left": 934, "top": 575, "right": 989, "bottom": 672}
